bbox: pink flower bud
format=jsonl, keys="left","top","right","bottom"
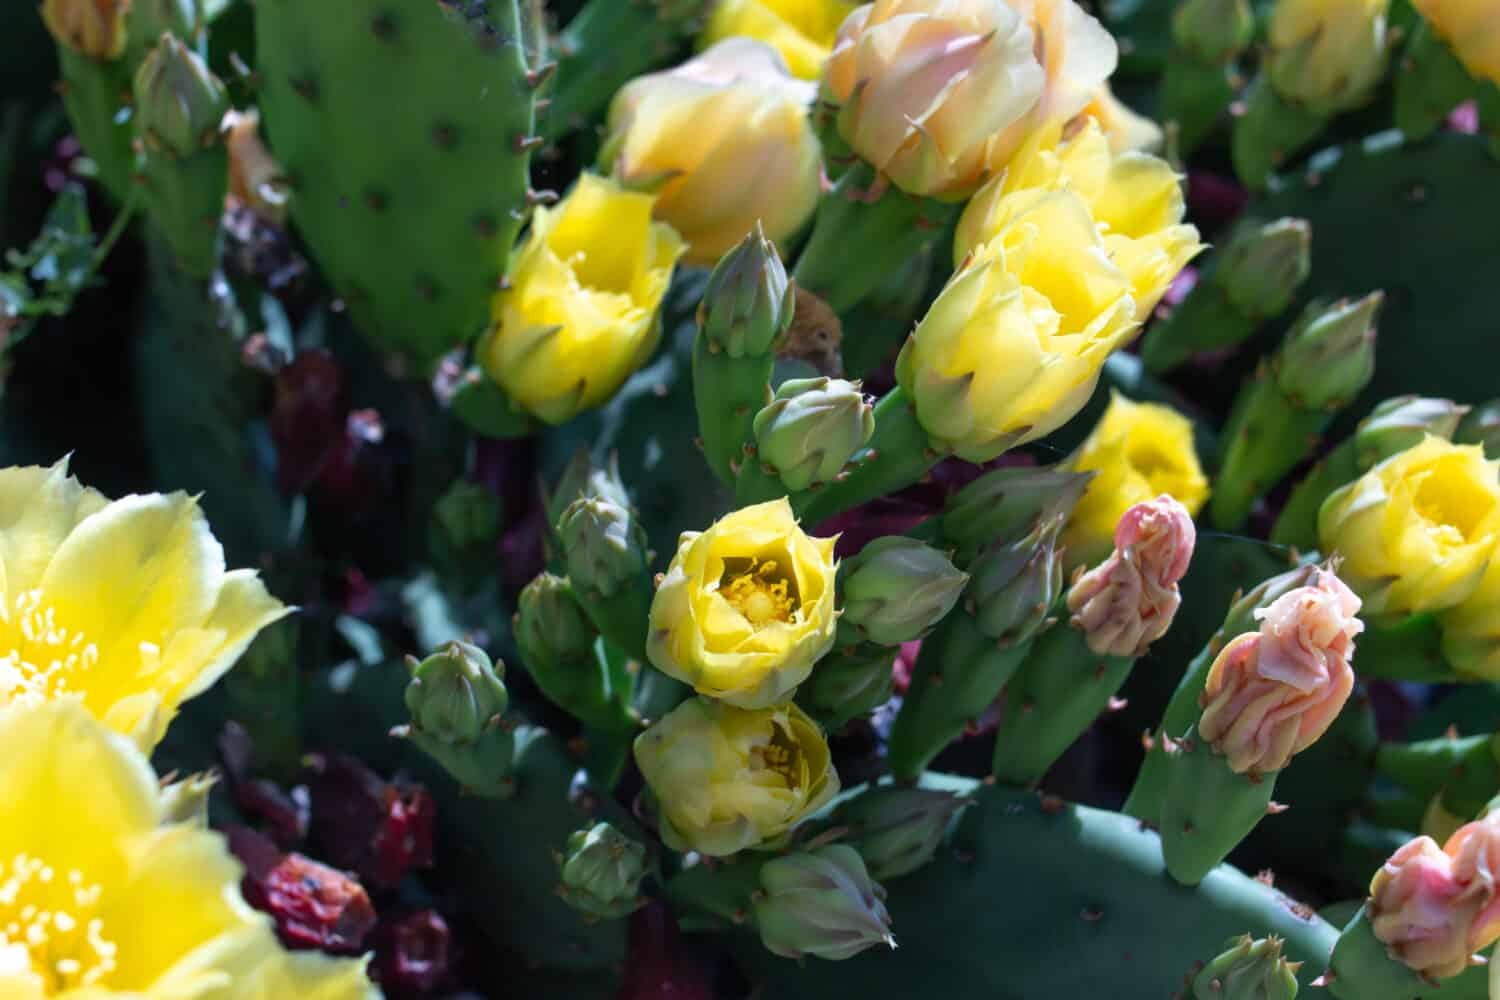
{"left": 1198, "top": 568, "right": 1362, "bottom": 774}
{"left": 1066, "top": 495, "right": 1195, "bottom": 656}
{"left": 1370, "top": 813, "right": 1500, "bottom": 979}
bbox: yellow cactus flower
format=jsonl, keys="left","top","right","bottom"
{"left": 702, "top": 0, "right": 859, "bottom": 80}
{"left": 819, "top": 0, "right": 1047, "bottom": 199}
{"left": 1438, "top": 552, "right": 1500, "bottom": 681}
{"left": 1267, "top": 0, "right": 1389, "bottom": 113}
{"left": 648, "top": 498, "right": 838, "bottom": 708}
{"left": 957, "top": 119, "right": 1203, "bottom": 316}
{"left": 480, "top": 173, "right": 685, "bottom": 425}
{"left": 1319, "top": 436, "right": 1500, "bottom": 619}
{"left": 40, "top": 0, "right": 131, "bottom": 60}
{"left": 1062, "top": 391, "right": 1209, "bottom": 567}
{"left": 633, "top": 696, "right": 839, "bottom": 855}
{"left": 0, "top": 459, "right": 290, "bottom": 748}
{"left": 1411, "top": 0, "right": 1500, "bottom": 85}
{"left": 1073, "top": 84, "right": 1165, "bottom": 154}
{"left": 604, "top": 39, "right": 822, "bottom": 266}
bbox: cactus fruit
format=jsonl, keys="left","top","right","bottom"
{"left": 254, "top": 0, "right": 541, "bottom": 367}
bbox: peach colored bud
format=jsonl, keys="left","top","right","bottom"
{"left": 1198, "top": 569, "right": 1362, "bottom": 774}
{"left": 1370, "top": 813, "right": 1500, "bottom": 979}
{"left": 1066, "top": 495, "right": 1194, "bottom": 657}
{"left": 224, "top": 109, "right": 287, "bottom": 225}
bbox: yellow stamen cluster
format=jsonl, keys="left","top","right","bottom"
{"left": 0, "top": 590, "right": 100, "bottom": 705}
{"left": 0, "top": 853, "right": 116, "bottom": 992}
{"left": 722, "top": 559, "right": 798, "bottom": 626}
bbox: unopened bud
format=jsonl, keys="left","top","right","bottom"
{"left": 1456, "top": 398, "right": 1500, "bottom": 459}
{"left": 968, "top": 515, "right": 1065, "bottom": 644}
{"left": 699, "top": 224, "right": 795, "bottom": 358}
{"left": 799, "top": 643, "right": 897, "bottom": 729}
{"left": 1276, "top": 293, "right": 1381, "bottom": 410}
{"left": 547, "top": 450, "right": 630, "bottom": 532}
{"left": 133, "top": 33, "right": 229, "bottom": 158}
{"left": 1172, "top": 0, "right": 1256, "bottom": 62}
{"left": 558, "top": 496, "right": 649, "bottom": 600}
{"left": 1353, "top": 395, "right": 1468, "bottom": 469}
{"left": 752, "top": 377, "right": 874, "bottom": 490}
{"left": 1191, "top": 934, "right": 1300, "bottom": 1000}
{"left": 516, "top": 573, "right": 599, "bottom": 679}
{"left": 754, "top": 844, "right": 896, "bottom": 960}
{"left": 836, "top": 786, "right": 972, "bottom": 881}
{"left": 559, "top": 822, "right": 649, "bottom": 920}
{"left": 940, "top": 465, "right": 1093, "bottom": 564}
{"left": 840, "top": 538, "right": 968, "bottom": 646}
{"left": 1214, "top": 217, "right": 1312, "bottom": 320}
{"left": 1068, "top": 496, "right": 1195, "bottom": 657}
{"left": 403, "top": 640, "right": 508, "bottom": 745}
{"left": 1198, "top": 569, "right": 1362, "bottom": 773}
{"left": 429, "top": 481, "right": 502, "bottom": 576}
{"left": 1266, "top": 0, "right": 1389, "bottom": 114}
{"left": 41, "top": 0, "right": 130, "bottom": 60}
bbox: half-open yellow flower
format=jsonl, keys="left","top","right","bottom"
{"left": 480, "top": 173, "right": 685, "bottom": 425}
{"left": 648, "top": 498, "right": 838, "bottom": 708}
{"left": 1319, "top": 436, "right": 1500, "bottom": 619}
{"left": 1411, "top": 0, "right": 1500, "bottom": 85}
{"left": 0, "top": 459, "right": 290, "bottom": 748}
{"left": 1063, "top": 391, "right": 1209, "bottom": 566}
{"left": 634, "top": 696, "right": 839, "bottom": 855}
{"left": 701, "top": 0, "right": 859, "bottom": 80}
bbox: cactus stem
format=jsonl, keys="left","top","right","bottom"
{"left": 289, "top": 75, "right": 318, "bottom": 102}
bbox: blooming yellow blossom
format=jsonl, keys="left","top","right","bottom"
{"left": 1319, "top": 436, "right": 1500, "bottom": 618}
{"left": 634, "top": 696, "right": 839, "bottom": 855}
{"left": 1073, "top": 84, "right": 1164, "bottom": 154}
{"left": 0, "top": 459, "right": 290, "bottom": 748}
{"left": 604, "top": 39, "right": 822, "bottom": 266}
{"left": 480, "top": 173, "right": 685, "bottom": 425}
{"left": 1267, "top": 0, "right": 1389, "bottom": 113}
{"left": 702, "top": 0, "right": 858, "bottom": 80}
{"left": 648, "top": 498, "right": 838, "bottom": 708}
{"left": 1411, "top": 0, "right": 1500, "bottom": 85}
{"left": 1062, "top": 391, "right": 1209, "bottom": 566}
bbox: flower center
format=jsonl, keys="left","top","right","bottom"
{"left": 0, "top": 590, "right": 100, "bottom": 707}
{"left": 748, "top": 721, "right": 803, "bottom": 786}
{"left": 1413, "top": 464, "right": 1493, "bottom": 548}
{"left": 0, "top": 853, "right": 117, "bottom": 993}
{"left": 721, "top": 559, "right": 798, "bottom": 627}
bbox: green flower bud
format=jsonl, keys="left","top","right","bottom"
{"left": 558, "top": 496, "right": 649, "bottom": 601}
{"left": 558, "top": 822, "right": 650, "bottom": 920}
{"left": 752, "top": 377, "right": 875, "bottom": 491}
{"left": 1456, "top": 399, "right": 1500, "bottom": 459}
{"left": 429, "top": 481, "right": 502, "bottom": 589}
{"left": 403, "top": 640, "right": 509, "bottom": 745}
{"left": 159, "top": 772, "right": 217, "bottom": 828}
{"left": 754, "top": 844, "right": 896, "bottom": 961}
{"left": 840, "top": 537, "right": 968, "bottom": 646}
{"left": 835, "top": 786, "right": 972, "bottom": 881}
{"left": 1266, "top": 0, "right": 1388, "bottom": 115}
{"left": 1214, "top": 217, "right": 1312, "bottom": 320}
{"left": 516, "top": 572, "right": 599, "bottom": 684}
{"left": 939, "top": 465, "right": 1093, "bottom": 564}
{"left": 1275, "top": 293, "right": 1382, "bottom": 410}
{"left": 129, "top": 0, "right": 197, "bottom": 50}
{"left": 1191, "top": 934, "right": 1300, "bottom": 1000}
{"left": 546, "top": 450, "right": 630, "bottom": 533}
{"left": 699, "top": 224, "right": 795, "bottom": 358}
{"left": 1353, "top": 395, "right": 1468, "bottom": 469}
{"left": 967, "top": 515, "right": 1065, "bottom": 644}
{"left": 1172, "top": 0, "right": 1255, "bottom": 62}
{"left": 799, "top": 643, "right": 898, "bottom": 729}
{"left": 133, "top": 33, "right": 229, "bottom": 158}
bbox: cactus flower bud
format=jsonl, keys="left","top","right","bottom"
{"left": 835, "top": 785, "right": 972, "bottom": 880}
{"left": 939, "top": 464, "right": 1093, "bottom": 562}
{"left": 1353, "top": 395, "right": 1469, "bottom": 469}
{"left": 1410, "top": 0, "right": 1500, "bottom": 85}
{"left": 839, "top": 537, "right": 968, "bottom": 646}
{"left": 1198, "top": 568, "right": 1363, "bottom": 774}
{"left": 516, "top": 572, "right": 599, "bottom": 676}
{"left": 1319, "top": 436, "right": 1500, "bottom": 618}
{"left": 1068, "top": 496, "right": 1196, "bottom": 657}
{"left": 634, "top": 697, "right": 839, "bottom": 855}
{"left": 648, "top": 498, "right": 838, "bottom": 709}
{"left": 819, "top": 0, "right": 1047, "bottom": 198}
{"left": 1266, "top": 0, "right": 1389, "bottom": 114}
{"left": 41, "top": 0, "right": 130, "bottom": 60}
{"left": 1191, "top": 935, "right": 1301, "bottom": 1000}
{"left": 1369, "top": 812, "right": 1500, "bottom": 978}
{"left": 604, "top": 39, "right": 823, "bottom": 265}
{"left": 224, "top": 108, "right": 288, "bottom": 225}
{"left": 1062, "top": 392, "right": 1209, "bottom": 568}
{"left": 546, "top": 450, "right": 631, "bottom": 532}
{"left": 133, "top": 33, "right": 230, "bottom": 158}
{"left": 1214, "top": 217, "right": 1313, "bottom": 321}
{"left": 699, "top": 224, "right": 795, "bottom": 358}
{"left": 754, "top": 844, "right": 895, "bottom": 959}
{"left": 968, "top": 515, "right": 1065, "bottom": 644}
{"left": 1275, "top": 293, "right": 1381, "bottom": 410}
{"left": 1455, "top": 398, "right": 1500, "bottom": 459}
{"left": 1172, "top": 0, "right": 1256, "bottom": 62}
{"left": 480, "top": 173, "right": 685, "bottom": 425}
{"left": 702, "top": 0, "right": 858, "bottom": 80}
{"left": 799, "top": 643, "right": 898, "bottom": 728}
{"left": 403, "top": 640, "right": 509, "bottom": 745}
{"left": 559, "top": 822, "right": 650, "bottom": 919}
{"left": 558, "top": 495, "right": 650, "bottom": 602}
{"left": 429, "top": 480, "right": 502, "bottom": 582}
{"left": 752, "top": 376, "right": 875, "bottom": 491}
